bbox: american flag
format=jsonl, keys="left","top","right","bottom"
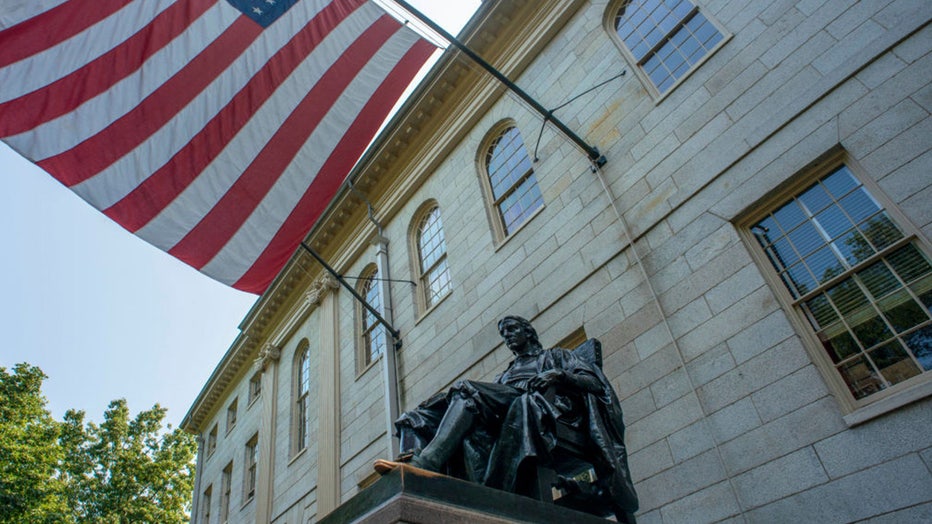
{"left": 0, "top": 0, "right": 434, "bottom": 293}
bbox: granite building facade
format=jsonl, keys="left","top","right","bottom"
{"left": 183, "top": 1, "right": 932, "bottom": 522}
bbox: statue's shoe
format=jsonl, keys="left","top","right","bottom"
{"left": 373, "top": 458, "right": 404, "bottom": 475}
{"left": 373, "top": 458, "right": 445, "bottom": 478}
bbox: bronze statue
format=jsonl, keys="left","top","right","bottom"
{"left": 376, "top": 316, "right": 638, "bottom": 522}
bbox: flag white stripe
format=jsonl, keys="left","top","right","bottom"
{"left": 0, "top": 0, "right": 176, "bottom": 104}
{"left": 3, "top": 2, "right": 236, "bottom": 161}
{"left": 0, "top": 0, "right": 68, "bottom": 31}
{"left": 71, "top": 0, "right": 334, "bottom": 209}
{"left": 202, "top": 26, "right": 422, "bottom": 284}
{"left": 135, "top": 4, "right": 383, "bottom": 251}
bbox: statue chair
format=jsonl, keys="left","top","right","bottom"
{"left": 530, "top": 339, "right": 636, "bottom": 524}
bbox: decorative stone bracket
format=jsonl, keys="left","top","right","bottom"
{"left": 306, "top": 274, "right": 340, "bottom": 306}
{"left": 255, "top": 343, "right": 281, "bottom": 371}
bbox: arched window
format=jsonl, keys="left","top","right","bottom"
{"left": 292, "top": 339, "right": 310, "bottom": 455}
{"left": 612, "top": 0, "right": 724, "bottom": 94}
{"left": 415, "top": 205, "right": 452, "bottom": 310}
{"left": 484, "top": 125, "right": 543, "bottom": 236}
{"left": 358, "top": 266, "right": 386, "bottom": 367}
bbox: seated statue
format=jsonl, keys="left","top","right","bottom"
{"left": 376, "top": 315, "right": 638, "bottom": 522}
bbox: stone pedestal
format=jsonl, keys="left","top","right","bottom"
{"left": 319, "top": 464, "right": 611, "bottom": 524}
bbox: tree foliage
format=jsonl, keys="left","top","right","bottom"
{"left": 0, "top": 364, "right": 197, "bottom": 524}
{"left": 0, "top": 364, "right": 67, "bottom": 524}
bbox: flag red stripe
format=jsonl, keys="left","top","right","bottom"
{"left": 103, "top": 0, "right": 366, "bottom": 232}
{"left": 37, "top": 15, "right": 263, "bottom": 187}
{"left": 168, "top": 15, "right": 401, "bottom": 269}
{"left": 0, "top": 0, "right": 133, "bottom": 68}
{"left": 234, "top": 38, "right": 436, "bottom": 293}
{"left": 0, "top": 0, "right": 217, "bottom": 137}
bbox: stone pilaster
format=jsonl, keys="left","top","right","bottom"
{"left": 254, "top": 342, "right": 280, "bottom": 524}
{"left": 315, "top": 274, "right": 342, "bottom": 517}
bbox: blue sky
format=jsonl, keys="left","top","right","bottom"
{"left": 0, "top": 1, "right": 477, "bottom": 428}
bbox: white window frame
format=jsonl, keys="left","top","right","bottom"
{"left": 356, "top": 264, "right": 386, "bottom": 372}
{"left": 247, "top": 371, "right": 262, "bottom": 407}
{"left": 292, "top": 339, "right": 311, "bottom": 456}
{"left": 606, "top": 0, "right": 728, "bottom": 99}
{"left": 206, "top": 424, "right": 217, "bottom": 458}
{"left": 220, "top": 461, "right": 232, "bottom": 522}
{"left": 739, "top": 155, "right": 932, "bottom": 425}
{"left": 478, "top": 121, "right": 545, "bottom": 243}
{"left": 410, "top": 201, "right": 453, "bottom": 316}
{"left": 243, "top": 434, "right": 258, "bottom": 503}
{"left": 201, "top": 484, "right": 212, "bottom": 524}
{"left": 225, "top": 398, "right": 237, "bottom": 434}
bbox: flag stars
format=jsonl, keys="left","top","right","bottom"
{"left": 253, "top": 7, "right": 263, "bottom": 14}
{"left": 266, "top": 0, "right": 276, "bottom": 4}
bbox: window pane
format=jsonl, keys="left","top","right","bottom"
{"left": 888, "top": 244, "right": 932, "bottom": 283}
{"left": 771, "top": 237, "right": 799, "bottom": 267}
{"left": 878, "top": 289, "right": 928, "bottom": 333}
{"left": 822, "top": 166, "right": 858, "bottom": 198}
{"left": 860, "top": 213, "right": 903, "bottom": 250}
{"left": 773, "top": 201, "right": 807, "bottom": 231}
{"left": 804, "top": 294, "right": 837, "bottom": 328}
{"left": 820, "top": 322, "right": 860, "bottom": 363}
{"left": 804, "top": 246, "right": 844, "bottom": 283}
{"left": 848, "top": 310, "right": 893, "bottom": 349}
{"left": 857, "top": 260, "right": 901, "bottom": 298}
{"left": 785, "top": 263, "right": 817, "bottom": 297}
{"left": 868, "top": 342, "right": 921, "bottom": 385}
{"left": 839, "top": 188, "right": 880, "bottom": 224}
{"left": 814, "top": 206, "right": 853, "bottom": 240}
{"left": 827, "top": 279, "right": 868, "bottom": 316}
{"left": 799, "top": 183, "right": 832, "bottom": 215}
{"left": 904, "top": 326, "right": 932, "bottom": 371}
{"left": 838, "top": 356, "right": 884, "bottom": 399}
{"left": 835, "top": 230, "right": 873, "bottom": 266}
{"left": 910, "top": 274, "right": 932, "bottom": 311}
{"left": 787, "top": 221, "right": 826, "bottom": 258}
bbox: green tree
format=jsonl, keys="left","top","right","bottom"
{"left": 0, "top": 363, "right": 197, "bottom": 524}
{"left": 60, "top": 400, "right": 197, "bottom": 524}
{"left": 0, "top": 364, "right": 69, "bottom": 524}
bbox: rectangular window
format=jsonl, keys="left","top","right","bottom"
{"left": 248, "top": 372, "right": 262, "bottom": 405}
{"left": 226, "top": 398, "right": 237, "bottom": 433}
{"left": 244, "top": 434, "right": 258, "bottom": 502}
{"left": 747, "top": 163, "right": 932, "bottom": 410}
{"left": 202, "top": 485, "right": 212, "bottom": 524}
{"left": 207, "top": 424, "right": 217, "bottom": 457}
{"left": 220, "top": 462, "right": 232, "bottom": 522}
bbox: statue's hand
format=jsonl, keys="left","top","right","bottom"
{"left": 528, "top": 369, "right": 565, "bottom": 391}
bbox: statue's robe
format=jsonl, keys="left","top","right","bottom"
{"left": 395, "top": 347, "right": 638, "bottom": 516}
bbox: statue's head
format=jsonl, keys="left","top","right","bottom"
{"left": 498, "top": 315, "right": 542, "bottom": 354}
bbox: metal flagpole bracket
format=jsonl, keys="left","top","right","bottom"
{"left": 300, "top": 242, "right": 403, "bottom": 351}
{"left": 391, "top": 0, "right": 607, "bottom": 168}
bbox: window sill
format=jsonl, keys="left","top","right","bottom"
{"left": 355, "top": 354, "right": 381, "bottom": 381}
{"left": 493, "top": 205, "right": 545, "bottom": 253}
{"left": 414, "top": 290, "right": 452, "bottom": 326}
{"left": 246, "top": 396, "right": 260, "bottom": 410}
{"left": 843, "top": 379, "right": 932, "bottom": 427}
{"left": 287, "top": 447, "right": 308, "bottom": 467}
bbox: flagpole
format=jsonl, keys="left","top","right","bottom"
{"left": 299, "top": 242, "right": 402, "bottom": 350}
{"left": 390, "top": 0, "right": 607, "bottom": 167}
